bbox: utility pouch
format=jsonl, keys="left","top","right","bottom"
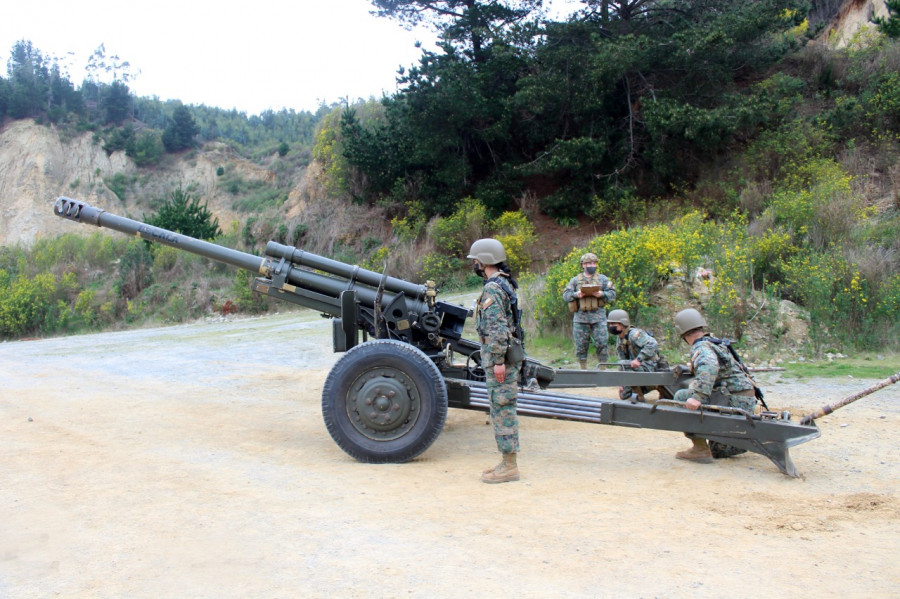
{"left": 568, "top": 300, "right": 578, "bottom": 313}
{"left": 505, "top": 337, "right": 525, "bottom": 365}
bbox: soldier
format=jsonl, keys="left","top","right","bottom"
{"left": 608, "top": 309, "right": 669, "bottom": 401}
{"left": 562, "top": 252, "right": 616, "bottom": 369}
{"left": 671, "top": 308, "right": 759, "bottom": 463}
{"left": 468, "top": 238, "right": 523, "bottom": 484}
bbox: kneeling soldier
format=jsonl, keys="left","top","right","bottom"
{"left": 608, "top": 309, "right": 668, "bottom": 401}
{"left": 672, "top": 308, "right": 759, "bottom": 463}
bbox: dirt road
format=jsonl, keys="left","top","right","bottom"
{"left": 1, "top": 311, "right": 898, "bottom": 598}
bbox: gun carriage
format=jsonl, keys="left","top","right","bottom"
{"left": 53, "top": 196, "right": 823, "bottom": 477}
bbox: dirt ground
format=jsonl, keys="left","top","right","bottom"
{"left": 1, "top": 311, "right": 898, "bottom": 598}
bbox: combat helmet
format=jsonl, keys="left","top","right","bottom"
{"left": 580, "top": 252, "right": 598, "bottom": 264}
{"left": 674, "top": 308, "right": 707, "bottom": 336}
{"left": 607, "top": 309, "right": 631, "bottom": 328}
{"left": 467, "top": 238, "right": 507, "bottom": 266}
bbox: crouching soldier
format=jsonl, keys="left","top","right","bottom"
{"left": 608, "top": 309, "right": 670, "bottom": 401}
{"left": 671, "top": 308, "right": 760, "bottom": 463}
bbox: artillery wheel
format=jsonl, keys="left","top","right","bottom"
{"left": 322, "top": 340, "right": 448, "bottom": 463}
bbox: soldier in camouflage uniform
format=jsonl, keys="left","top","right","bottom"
{"left": 671, "top": 308, "right": 759, "bottom": 463}
{"left": 562, "top": 252, "right": 616, "bottom": 369}
{"left": 468, "top": 238, "right": 522, "bottom": 484}
{"left": 608, "top": 309, "right": 669, "bottom": 401}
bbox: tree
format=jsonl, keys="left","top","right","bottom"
{"left": 370, "top": 0, "right": 542, "bottom": 63}
{"left": 103, "top": 80, "right": 131, "bottom": 124}
{"left": 0, "top": 76, "right": 9, "bottom": 118}
{"left": 145, "top": 187, "right": 221, "bottom": 240}
{"left": 84, "top": 43, "right": 138, "bottom": 85}
{"left": 348, "top": 0, "right": 809, "bottom": 219}
{"left": 875, "top": 0, "right": 900, "bottom": 38}
{"left": 162, "top": 105, "right": 200, "bottom": 152}
{"left": 5, "top": 40, "right": 49, "bottom": 118}
{"left": 129, "top": 131, "right": 165, "bottom": 167}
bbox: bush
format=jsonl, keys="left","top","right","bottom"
{"left": 145, "top": 187, "right": 221, "bottom": 240}
{"left": 763, "top": 158, "right": 862, "bottom": 250}
{"left": 535, "top": 219, "right": 692, "bottom": 332}
{"left": 115, "top": 241, "right": 154, "bottom": 300}
{"left": 492, "top": 210, "right": 536, "bottom": 274}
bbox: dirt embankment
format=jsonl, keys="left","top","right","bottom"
{"left": 1, "top": 311, "right": 898, "bottom": 598}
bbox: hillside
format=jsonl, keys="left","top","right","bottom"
{"left": 1, "top": 0, "right": 898, "bottom": 355}
{"left": 0, "top": 120, "right": 284, "bottom": 246}
{"left": 0, "top": 1, "right": 890, "bottom": 250}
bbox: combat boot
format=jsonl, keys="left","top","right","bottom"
{"left": 579, "top": 360, "right": 588, "bottom": 370}
{"left": 481, "top": 453, "right": 519, "bottom": 484}
{"left": 675, "top": 437, "right": 713, "bottom": 463}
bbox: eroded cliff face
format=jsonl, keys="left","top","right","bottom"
{"left": 0, "top": 120, "right": 276, "bottom": 246}
{"left": 0, "top": 120, "right": 127, "bottom": 245}
{"left": 820, "top": 0, "right": 890, "bottom": 48}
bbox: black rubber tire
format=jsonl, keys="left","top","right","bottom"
{"left": 322, "top": 340, "right": 448, "bottom": 463}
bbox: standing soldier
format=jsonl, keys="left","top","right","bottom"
{"left": 608, "top": 309, "right": 669, "bottom": 401}
{"left": 671, "top": 308, "right": 760, "bottom": 463}
{"left": 562, "top": 252, "right": 616, "bottom": 369}
{"left": 468, "top": 238, "right": 523, "bottom": 484}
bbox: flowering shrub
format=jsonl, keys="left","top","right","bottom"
{"left": 493, "top": 211, "right": 536, "bottom": 274}
{"left": 534, "top": 217, "right": 700, "bottom": 331}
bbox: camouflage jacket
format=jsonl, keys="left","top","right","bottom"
{"left": 687, "top": 335, "right": 755, "bottom": 401}
{"left": 562, "top": 272, "right": 616, "bottom": 323}
{"left": 615, "top": 327, "right": 659, "bottom": 367}
{"left": 475, "top": 275, "right": 515, "bottom": 368}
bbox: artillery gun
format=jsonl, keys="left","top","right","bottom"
{"left": 53, "top": 196, "right": 823, "bottom": 477}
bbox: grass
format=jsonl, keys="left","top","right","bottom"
{"left": 783, "top": 352, "right": 900, "bottom": 379}
{"left": 525, "top": 332, "right": 580, "bottom": 367}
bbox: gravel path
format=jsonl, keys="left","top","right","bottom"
{"left": 1, "top": 312, "right": 898, "bottom": 598}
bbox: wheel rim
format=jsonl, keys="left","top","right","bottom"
{"left": 346, "top": 367, "right": 420, "bottom": 441}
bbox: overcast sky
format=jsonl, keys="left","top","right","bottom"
{"left": 2, "top": 0, "right": 581, "bottom": 115}
{"left": 2, "top": 0, "right": 437, "bottom": 115}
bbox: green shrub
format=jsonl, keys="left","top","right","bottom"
{"left": 492, "top": 211, "right": 536, "bottom": 274}
{"left": 146, "top": 187, "right": 221, "bottom": 240}
{"left": 429, "top": 198, "right": 488, "bottom": 256}
{"left": 115, "top": 241, "right": 154, "bottom": 300}
{"left": 535, "top": 219, "right": 691, "bottom": 332}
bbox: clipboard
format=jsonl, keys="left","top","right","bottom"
{"left": 579, "top": 285, "right": 601, "bottom": 295}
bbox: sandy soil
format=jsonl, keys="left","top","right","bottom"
{"left": 1, "top": 311, "right": 898, "bottom": 598}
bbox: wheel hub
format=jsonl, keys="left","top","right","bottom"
{"left": 348, "top": 368, "right": 419, "bottom": 440}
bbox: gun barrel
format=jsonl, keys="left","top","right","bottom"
{"left": 800, "top": 371, "right": 900, "bottom": 425}
{"left": 54, "top": 196, "right": 267, "bottom": 275}
{"left": 265, "top": 241, "right": 426, "bottom": 299}
{"left": 53, "top": 196, "right": 429, "bottom": 319}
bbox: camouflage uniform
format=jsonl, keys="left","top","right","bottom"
{"left": 673, "top": 336, "right": 757, "bottom": 413}
{"left": 562, "top": 272, "right": 616, "bottom": 365}
{"left": 475, "top": 275, "right": 521, "bottom": 455}
{"left": 615, "top": 327, "right": 663, "bottom": 400}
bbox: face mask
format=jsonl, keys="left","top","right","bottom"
{"left": 608, "top": 326, "right": 621, "bottom": 335}
{"left": 473, "top": 263, "right": 486, "bottom": 278}
{"left": 585, "top": 266, "right": 597, "bottom": 275}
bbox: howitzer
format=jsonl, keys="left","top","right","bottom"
{"left": 53, "top": 196, "right": 821, "bottom": 476}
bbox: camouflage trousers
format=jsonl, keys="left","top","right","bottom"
{"left": 618, "top": 361, "right": 658, "bottom": 400}
{"left": 484, "top": 361, "right": 520, "bottom": 454}
{"left": 674, "top": 388, "right": 757, "bottom": 459}
{"left": 573, "top": 320, "right": 609, "bottom": 364}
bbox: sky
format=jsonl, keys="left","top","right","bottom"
{"left": 3, "top": 0, "right": 582, "bottom": 116}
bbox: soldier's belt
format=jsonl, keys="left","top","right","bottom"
{"left": 576, "top": 297, "right": 603, "bottom": 311}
